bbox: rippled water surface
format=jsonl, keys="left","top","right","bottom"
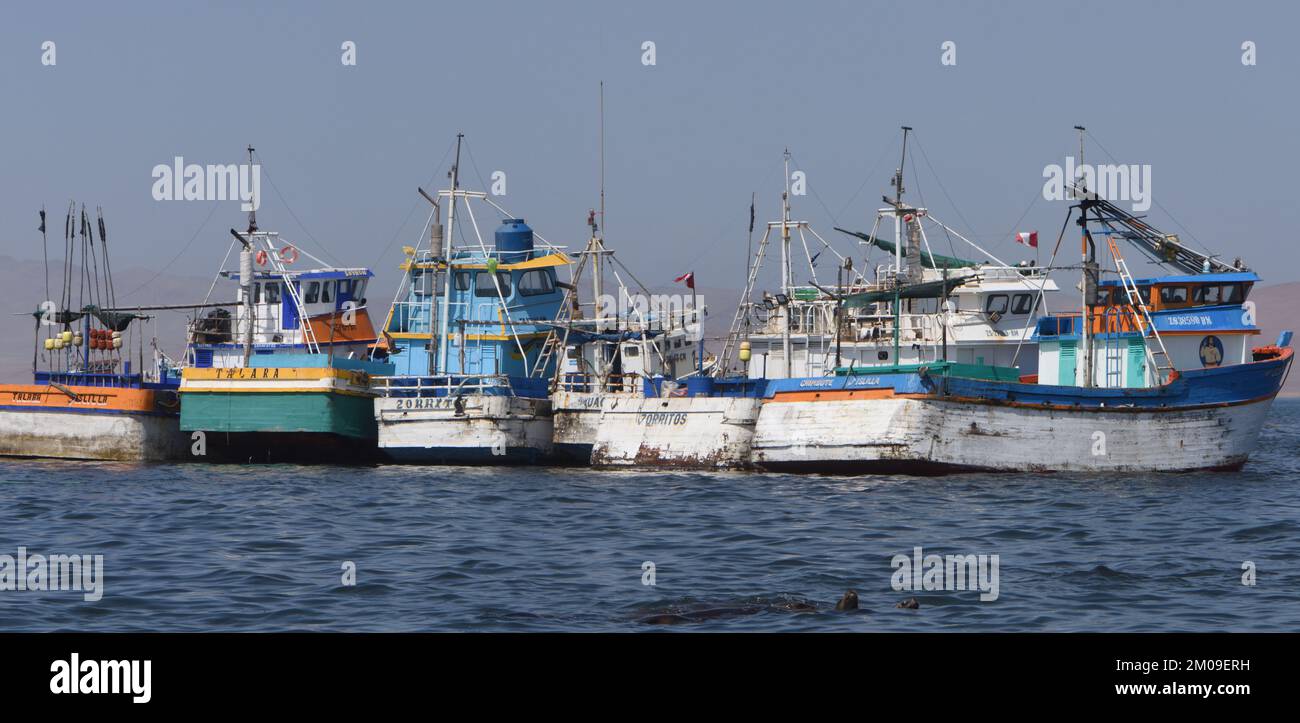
{"left": 2, "top": 400, "right": 1298, "bottom": 631}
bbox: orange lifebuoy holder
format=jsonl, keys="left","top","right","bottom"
{"left": 279, "top": 245, "right": 299, "bottom": 265}
{"left": 254, "top": 249, "right": 269, "bottom": 266}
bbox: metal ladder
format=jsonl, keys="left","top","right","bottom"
{"left": 533, "top": 238, "right": 594, "bottom": 382}
{"left": 720, "top": 227, "right": 773, "bottom": 372}
{"left": 1100, "top": 307, "right": 1124, "bottom": 388}
{"left": 258, "top": 234, "right": 320, "bottom": 354}
{"left": 1105, "top": 235, "right": 1175, "bottom": 385}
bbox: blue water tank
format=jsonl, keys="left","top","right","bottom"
{"left": 495, "top": 218, "right": 534, "bottom": 263}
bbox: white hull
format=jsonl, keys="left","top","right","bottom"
{"left": 590, "top": 396, "right": 761, "bottom": 469}
{"left": 375, "top": 395, "right": 552, "bottom": 464}
{"left": 0, "top": 409, "right": 187, "bottom": 462}
{"left": 752, "top": 395, "right": 1276, "bottom": 473}
{"left": 551, "top": 389, "right": 641, "bottom": 464}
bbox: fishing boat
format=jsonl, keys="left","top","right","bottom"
{"left": 724, "top": 135, "right": 1058, "bottom": 385}
{"left": 547, "top": 211, "right": 709, "bottom": 464}
{"left": 371, "top": 135, "right": 568, "bottom": 464}
{"left": 0, "top": 204, "right": 188, "bottom": 462}
{"left": 560, "top": 263, "right": 766, "bottom": 470}
{"left": 178, "top": 150, "right": 392, "bottom": 463}
{"left": 751, "top": 140, "right": 1293, "bottom": 474}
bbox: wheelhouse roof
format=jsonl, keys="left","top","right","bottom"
{"left": 222, "top": 267, "right": 374, "bottom": 282}
{"left": 1099, "top": 271, "right": 1259, "bottom": 287}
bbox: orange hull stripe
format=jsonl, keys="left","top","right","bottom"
{"left": 766, "top": 389, "right": 930, "bottom": 403}
{"left": 0, "top": 384, "right": 164, "bottom": 413}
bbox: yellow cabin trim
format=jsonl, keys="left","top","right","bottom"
{"left": 400, "top": 251, "right": 573, "bottom": 272}
{"left": 182, "top": 367, "right": 369, "bottom": 383}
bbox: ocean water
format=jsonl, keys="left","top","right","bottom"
{"left": 1, "top": 399, "right": 1298, "bottom": 632}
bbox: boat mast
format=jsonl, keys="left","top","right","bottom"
{"left": 781, "top": 149, "right": 793, "bottom": 377}
{"left": 891, "top": 127, "right": 911, "bottom": 364}
{"left": 1074, "top": 125, "right": 1097, "bottom": 388}
{"left": 893, "top": 127, "right": 910, "bottom": 274}
{"left": 436, "top": 133, "right": 463, "bottom": 375}
{"left": 592, "top": 83, "right": 606, "bottom": 378}
{"left": 241, "top": 144, "right": 257, "bottom": 365}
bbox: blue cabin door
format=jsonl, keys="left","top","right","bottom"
{"left": 336, "top": 279, "right": 354, "bottom": 310}
{"left": 282, "top": 282, "right": 300, "bottom": 330}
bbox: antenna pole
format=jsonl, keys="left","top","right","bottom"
{"left": 599, "top": 81, "right": 605, "bottom": 243}
{"left": 592, "top": 84, "right": 607, "bottom": 379}
{"left": 1073, "top": 125, "right": 1086, "bottom": 195}
{"left": 781, "top": 149, "right": 792, "bottom": 377}
{"left": 595, "top": 83, "right": 606, "bottom": 333}
{"left": 246, "top": 145, "right": 258, "bottom": 233}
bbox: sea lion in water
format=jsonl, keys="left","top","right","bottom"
{"left": 779, "top": 600, "right": 817, "bottom": 612}
{"left": 638, "top": 597, "right": 817, "bottom": 624}
{"left": 834, "top": 590, "right": 859, "bottom": 611}
{"left": 639, "top": 613, "right": 692, "bottom": 625}
{"left": 896, "top": 597, "right": 920, "bottom": 609}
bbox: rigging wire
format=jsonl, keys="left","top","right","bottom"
{"left": 252, "top": 149, "right": 344, "bottom": 266}
{"left": 835, "top": 136, "right": 899, "bottom": 222}
{"left": 371, "top": 138, "right": 457, "bottom": 269}
{"left": 1083, "top": 129, "right": 1213, "bottom": 256}
{"left": 911, "top": 132, "right": 981, "bottom": 245}
{"left": 118, "top": 200, "right": 222, "bottom": 300}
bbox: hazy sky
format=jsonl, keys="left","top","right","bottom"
{"left": 2, "top": 0, "right": 1296, "bottom": 308}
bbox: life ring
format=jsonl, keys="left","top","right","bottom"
{"left": 279, "top": 245, "right": 299, "bottom": 265}
{"left": 255, "top": 249, "right": 269, "bottom": 266}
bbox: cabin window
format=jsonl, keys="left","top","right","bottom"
{"left": 252, "top": 282, "right": 262, "bottom": 304}
{"left": 454, "top": 272, "right": 471, "bottom": 291}
{"left": 354, "top": 279, "right": 368, "bottom": 300}
{"left": 320, "top": 281, "right": 333, "bottom": 304}
{"left": 1159, "top": 286, "right": 1188, "bottom": 305}
{"left": 623, "top": 346, "right": 640, "bottom": 358}
{"left": 1224, "top": 283, "right": 1246, "bottom": 304}
{"left": 304, "top": 281, "right": 321, "bottom": 304}
{"left": 1011, "top": 293, "right": 1034, "bottom": 315}
{"left": 415, "top": 270, "right": 433, "bottom": 296}
{"left": 518, "top": 269, "right": 555, "bottom": 296}
{"left": 985, "top": 294, "right": 1009, "bottom": 315}
{"left": 475, "top": 271, "right": 512, "bottom": 298}
{"left": 1137, "top": 286, "right": 1151, "bottom": 306}
{"left": 1193, "top": 285, "right": 1221, "bottom": 305}
{"left": 264, "top": 283, "right": 281, "bottom": 304}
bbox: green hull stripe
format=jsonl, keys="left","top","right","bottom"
{"left": 180, "top": 391, "right": 377, "bottom": 439}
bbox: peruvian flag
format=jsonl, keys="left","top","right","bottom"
{"left": 1015, "top": 231, "right": 1038, "bottom": 248}
{"left": 674, "top": 271, "right": 695, "bottom": 289}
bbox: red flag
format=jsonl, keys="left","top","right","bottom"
{"left": 1015, "top": 231, "right": 1038, "bottom": 248}
{"left": 674, "top": 272, "right": 695, "bottom": 289}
